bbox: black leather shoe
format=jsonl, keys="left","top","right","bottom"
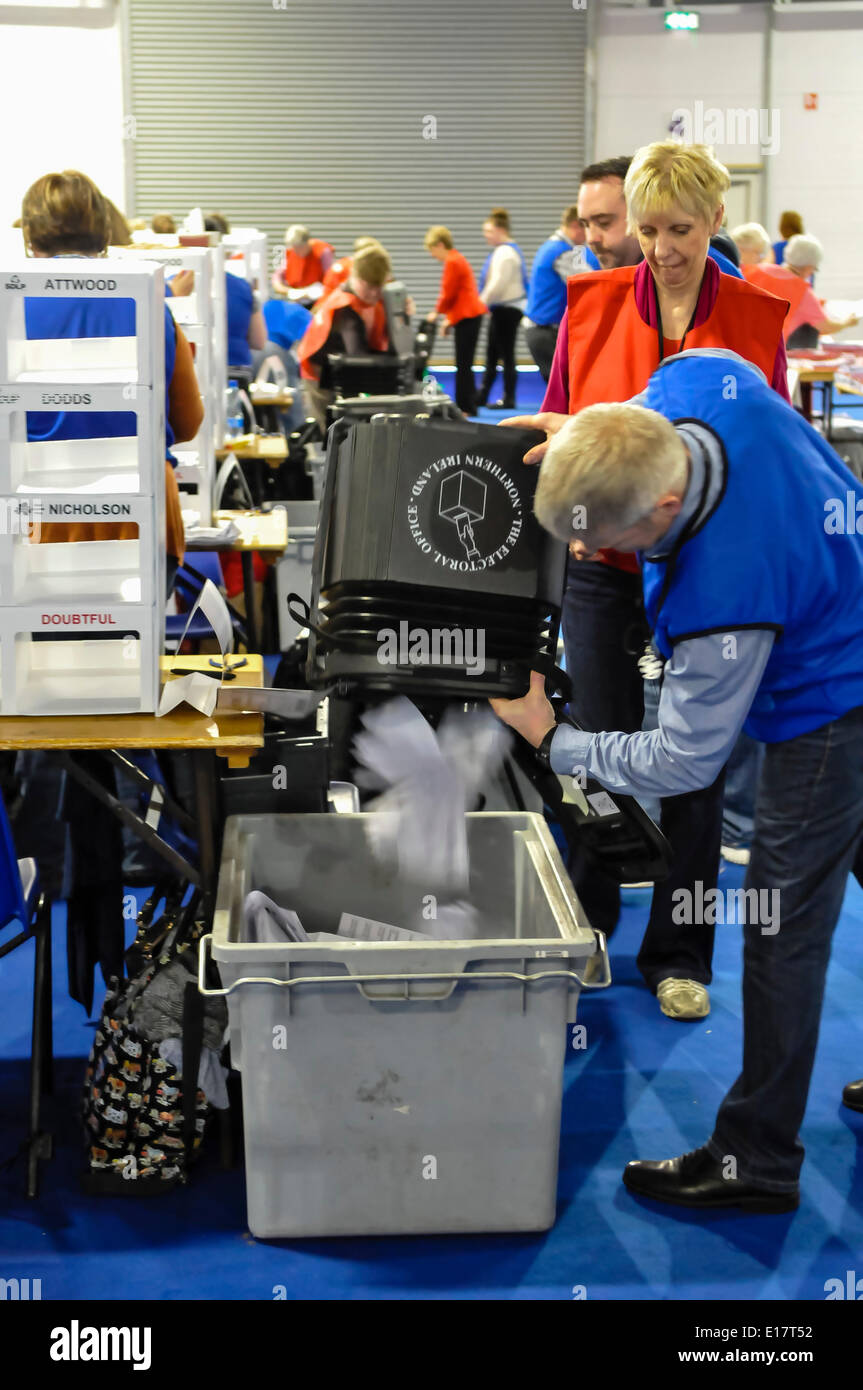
{"left": 842, "top": 1079, "right": 863, "bottom": 1112}
{"left": 622, "top": 1145, "right": 800, "bottom": 1213}
{"left": 488, "top": 399, "right": 517, "bottom": 410}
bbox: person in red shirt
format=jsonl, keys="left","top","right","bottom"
{"left": 271, "top": 224, "right": 334, "bottom": 305}
{"left": 505, "top": 144, "right": 789, "bottom": 1022}
{"left": 423, "top": 225, "right": 487, "bottom": 414}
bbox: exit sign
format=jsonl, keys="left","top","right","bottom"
{"left": 665, "top": 11, "right": 699, "bottom": 29}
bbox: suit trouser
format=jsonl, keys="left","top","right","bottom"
{"left": 525, "top": 324, "right": 559, "bottom": 383}
{"left": 562, "top": 558, "right": 724, "bottom": 989}
{"left": 452, "top": 315, "right": 483, "bottom": 414}
{"left": 481, "top": 306, "right": 521, "bottom": 403}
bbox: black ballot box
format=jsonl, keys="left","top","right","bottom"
{"left": 304, "top": 414, "right": 567, "bottom": 698}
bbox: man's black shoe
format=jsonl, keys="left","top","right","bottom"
{"left": 488, "top": 399, "right": 517, "bottom": 410}
{"left": 842, "top": 1078, "right": 863, "bottom": 1112}
{"left": 622, "top": 1145, "right": 800, "bottom": 1213}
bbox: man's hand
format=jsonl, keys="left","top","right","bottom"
{"left": 440, "top": 321, "right": 450, "bottom": 337}
{"left": 489, "top": 671, "right": 557, "bottom": 748}
{"left": 569, "top": 539, "right": 602, "bottom": 562}
{"left": 500, "top": 411, "right": 570, "bottom": 465}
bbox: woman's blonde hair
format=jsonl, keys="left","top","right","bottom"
{"left": 535, "top": 403, "right": 688, "bottom": 545}
{"left": 22, "top": 169, "right": 110, "bottom": 256}
{"left": 730, "top": 222, "right": 772, "bottom": 256}
{"left": 424, "top": 225, "right": 453, "bottom": 251}
{"left": 625, "top": 142, "right": 730, "bottom": 230}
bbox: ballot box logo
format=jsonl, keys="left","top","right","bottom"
{"left": 440, "top": 469, "right": 487, "bottom": 561}
{"left": 407, "top": 453, "right": 524, "bottom": 574}
{"left": 4, "top": 275, "right": 25, "bottom": 292}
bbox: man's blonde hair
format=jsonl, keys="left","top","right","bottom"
{"left": 535, "top": 403, "right": 688, "bottom": 545}
{"left": 352, "top": 244, "right": 392, "bottom": 287}
{"left": 625, "top": 142, "right": 730, "bottom": 231}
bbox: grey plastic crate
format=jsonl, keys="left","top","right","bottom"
{"left": 275, "top": 499, "right": 319, "bottom": 649}
{"left": 203, "top": 811, "right": 609, "bottom": 1239}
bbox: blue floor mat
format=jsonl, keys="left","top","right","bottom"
{"left": 1, "top": 867, "right": 861, "bottom": 1301}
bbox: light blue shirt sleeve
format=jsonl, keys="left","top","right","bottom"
{"left": 549, "top": 629, "right": 776, "bottom": 798}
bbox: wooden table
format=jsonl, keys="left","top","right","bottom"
{"left": 215, "top": 435, "right": 289, "bottom": 465}
{"left": 0, "top": 655, "right": 265, "bottom": 908}
{"left": 249, "top": 388, "right": 295, "bottom": 410}
{"left": 789, "top": 362, "right": 841, "bottom": 435}
{"left": 185, "top": 510, "right": 289, "bottom": 652}
{"left": 216, "top": 434, "right": 291, "bottom": 512}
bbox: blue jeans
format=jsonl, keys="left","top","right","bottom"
{"left": 708, "top": 704, "right": 863, "bottom": 1190}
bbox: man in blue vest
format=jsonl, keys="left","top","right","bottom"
{"left": 491, "top": 347, "right": 863, "bottom": 1211}
{"left": 524, "top": 205, "right": 592, "bottom": 382}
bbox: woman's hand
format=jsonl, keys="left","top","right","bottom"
{"left": 500, "top": 411, "right": 570, "bottom": 465}
{"left": 169, "top": 269, "right": 195, "bottom": 297}
{"left": 489, "top": 671, "right": 557, "bottom": 748}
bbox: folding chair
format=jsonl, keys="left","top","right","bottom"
{"left": 0, "top": 790, "right": 54, "bottom": 1197}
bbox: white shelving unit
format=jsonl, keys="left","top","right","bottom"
{"left": 109, "top": 243, "right": 225, "bottom": 525}
{"left": 0, "top": 259, "right": 165, "bottom": 715}
{"left": 224, "top": 228, "right": 268, "bottom": 297}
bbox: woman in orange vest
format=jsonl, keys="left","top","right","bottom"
{"left": 506, "top": 141, "right": 791, "bottom": 1021}
{"left": 271, "top": 224, "right": 334, "bottom": 305}
{"left": 736, "top": 228, "right": 858, "bottom": 348}
{"left": 297, "top": 243, "right": 392, "bottom": 429}
{"left": 423, "top": 224, "right": 487, "bottom": 415}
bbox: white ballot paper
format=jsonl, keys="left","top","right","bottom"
{"left": 158, "top": 579, "right": 234, "bottom": 717}
{"left": 216, "top": 685, "right": 334, "bottom": 720}
{"left": 352, "top": 698, "right": 511, "bottom": 917}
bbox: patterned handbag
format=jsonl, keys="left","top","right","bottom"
{"left": 81, "top": 900, "right": 213, "bottom": 1196}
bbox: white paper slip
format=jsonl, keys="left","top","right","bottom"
{"left": 157, "top": 670, "right": 218, "bottom": 718}
{"left": 184, "top": 521, "right": 241, "bottom": 546}
{"left": 587, "top": 791, "right": 620, "bottom": 818}
{"left": 216, "top": 685, "right": 334, "bottom": 719}
{"left": 336, "top": 913, "right": 429, "bottom": 942}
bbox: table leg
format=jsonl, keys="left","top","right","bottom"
{"left": 241, "top": 549, "right": 258, "bottom": 652}
{"left": 192, "top": 750, "right": 219, "bottom": 921}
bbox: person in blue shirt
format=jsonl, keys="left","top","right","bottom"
{"left": 774, "top": 209, "right": 804, "bottom": 265}
{"left": 524, "top": 205, "right": 592, "bottom": 382}
{"left": 202, "top": 215, "right": 267, "bottom": 371}
{"left": 492, "top": 347, "right": 863, "bottom": 1213}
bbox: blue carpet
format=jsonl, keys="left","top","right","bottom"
{"left": 429, "top": 364, "right": 547, "bottom": 421}
{"left": 1, "top": 864, "right": 861, "bottom": 1301}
